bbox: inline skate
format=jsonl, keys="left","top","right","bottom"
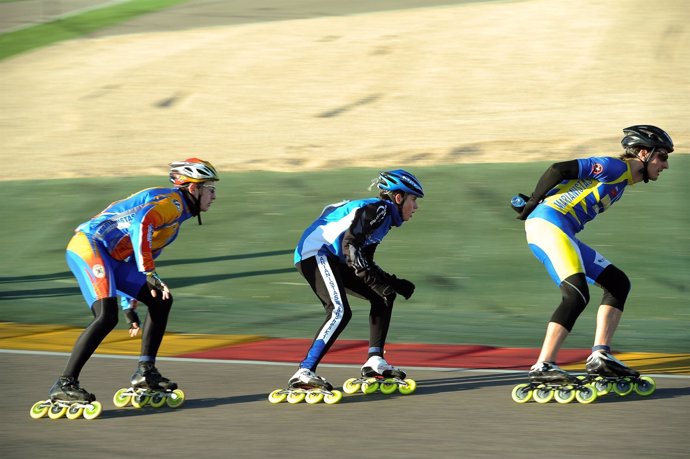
{"left": 511, "top": 362, "right": 598, "bottom": 404}
{"left": 268, "top": 368, "right": 343, "bottom": 405}
{"left": 30, "top": 376, "right": 103, "bottom": 420}
{"left": 581, "top": 351, "right": 656, "bottom": 397}
{"left": 113, "top": 362, "right": 185, "bottom": 409}
{"left": 343, "top": 356, "right": 417, "bottom": 396}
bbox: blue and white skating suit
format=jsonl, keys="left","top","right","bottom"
{"left": 294, "top": 198, "right": 403, "bottom": 371}
{"left": 66, "top": 187, "right": 193, "bottom": 309}
{"left": 525, "top": 157, "right": 634, "bottom": 285}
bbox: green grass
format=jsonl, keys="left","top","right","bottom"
{"left": 0, "top": 0, "right": 189, "bottom": 60}
{"left": 1, "top": 159, "right": 689, "bottom": 352}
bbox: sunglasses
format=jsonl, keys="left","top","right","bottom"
{"left": 200, "top": 184, "right": 216, "bottom": 193}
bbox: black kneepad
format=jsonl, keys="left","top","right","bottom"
{"left": 597, "top": 265, "right": 630, "bottom": 311}
{"left": 550, "top": 274, "right": 590, "bottom": 332}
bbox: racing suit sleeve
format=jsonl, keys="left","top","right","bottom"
{"left": 342, "top": 203, "right": 396, "bottom": 298}
{"left": 517, "top": 160, "right": 579, "bottom": 220}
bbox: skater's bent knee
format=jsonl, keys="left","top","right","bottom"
{"left": 551, "top": 274, "right": 590, "bottom": 331}
{"left": 597, "top": 265, "right": 630, "bottom": 311}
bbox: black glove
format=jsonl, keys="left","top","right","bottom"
{"left": 124, "top": 307, "right": 140, "bottom": 328}
{"left": 516, "top": 195, "right": 540, "bottom": 220}
{"left": 391, "top": 276, "right": 415, "bottom": 300}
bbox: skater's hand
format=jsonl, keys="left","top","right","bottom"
{"left": 516, "top": 195, "right": 539, "bottom": 220}
{"left": 391, "top": 276, "right": 415, "bottom": 300}
{"left": 124, "top": 305, "right": 141, "bottom": 338}
{"left": 145, "top": 271, "right": 170, "bottom": 300}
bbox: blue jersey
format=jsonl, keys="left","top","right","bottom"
{"left": 75, "top": 187, "right": 193, "bottom": 272}
{"left": 294, "top": 198, "right": 402, "bottom": 264}
{"left": 529, "top": 156, "right": 633, "bottom": 233}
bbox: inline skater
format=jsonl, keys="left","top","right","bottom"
{"left": 514, "top": 125, "right": 673, "bottom": 383}
{"left": 288, "top": 169, "right": 424, "bottom": 392}
{"left": 47, "top": 158, "right": 219, "bottom": 407}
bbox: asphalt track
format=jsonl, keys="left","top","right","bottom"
{"left": 2, "top": 350, "right": 689, "bottom": 458}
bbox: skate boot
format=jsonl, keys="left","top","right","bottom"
{"left": 268, "top": 368, "right": 342, "bottom": 405}
{"left": 30, "top": 376, "right": 103, "bottom": 420}
{"left": 584, "top": 351, "right": 655, "bottom": 397}
{"left": 528, "top": 361, "right": 577, "bottom": 384}
{"left": 113, "top": 362, "right": 185, "bottom": 409}
{"left": 49, "top": 376, "right": 96, "bottom": 402}
{"left": 585, "top": 351, "right": 639, "bottom": 378}
{"left": 130, "top": 362, "right": 178, "bottom": 390}
{"left": 510, "top": 362, "right": 597, "bottom": 405}
{"left": 342, "top": 356, "right": 417, "bottom": 396}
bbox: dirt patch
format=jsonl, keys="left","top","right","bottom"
{"left": 1, "top": 0, "right": 688, "bottom": 180}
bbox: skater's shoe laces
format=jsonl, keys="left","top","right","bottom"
{"left": 586, "top": 351, "right": 639, "bottom": 377}
{"left": 361, "top": 356, "right": 406, "bottom": 379}
{"left": 289, "top": 368, "right": 333, "bottom": 390}
{"left": 528, "top": 362, "right": 575, "bottom": 383}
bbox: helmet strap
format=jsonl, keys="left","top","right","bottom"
{"left": 640, "top": 147, "right": 655, "bottom": 184}
{"left": 180, "top": 186, "right": 203, "bottom": 225}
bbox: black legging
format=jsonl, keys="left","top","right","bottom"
{"left": 62, "top": 285, "right": 173, "bottom": 378}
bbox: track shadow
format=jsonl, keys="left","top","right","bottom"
{"left": 101, "top": 393, "right": 270, "bottom": 418}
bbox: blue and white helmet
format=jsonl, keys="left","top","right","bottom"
{"left": 375, "top": 169, "right": 424, "bottom": 198}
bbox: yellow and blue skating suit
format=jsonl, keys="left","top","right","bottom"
{"left": 66, "top": 187, "right": 193, "bottom": 309}
{"left": 526, "top": 157, "right": 634, "bottom": 285}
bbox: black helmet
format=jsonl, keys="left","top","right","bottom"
{"left": 621, "top": 125, "right": 674, "bottom": 153}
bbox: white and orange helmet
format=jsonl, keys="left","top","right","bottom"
{"left": 169, "top": 158, "right": 219, "bottom": 185}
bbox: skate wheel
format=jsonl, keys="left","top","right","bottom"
{"left": 131, "top": 393, "right": 150, "bottom": 408}
{"left": 287, "top": 392, "right": 306, "bottom": 404}
{"left": 113, "top": 388, "right": 131, "bottom": 408}
{"left": 634, "top": 376, "right": 656, "bottom": 396}
{"left": 592, "top": 377, "right": 612, "bottom": 396}
{"left": 305, "top": 392, "right": 324, "bottom": 404}
{"left": 361, "top": 379, "right": 379, "bottom": 394}
{"left": 166, "top": 389, "right": 185, "bottom": 408}
{"left": 324, "top": 390, "right": 343, "bottom": 405}
{"left": 511, "top": 384, "right": 532, "bottom": 404}
{"left": 149, "top": 392, "right": 167, "bottom": 408}
{"left": 30, "top": 400, "right": 49, "bottom": 419}
{"left": 268, "top": 389, "right": 287, "bottom": 404}
{"left": 66, "top": 404, "right": 84, "bottom": 420}
{"left": 48, "top": 404, "right": 68, "bottom": 420}
{"left": 532, "top": 387, "right": 554, "bottom": 404}
{"left": 83, "top": 401, "right": 103, "bottom": 420}
{"left": 575, "top": 385, "right": 597, "bottom": 404}
{"left": 398, "top": 378, "right": 416, "bottom": 395}
{"left": 613, "top": 378, "right": 634, "bottom": 396}
{"left": 342, "top": 378, "right": 361, "bottom": 394}
{"left": 554, "top": 387, "right": 576, "bottom": 404}
{"left": 380, "top": 379, "right": 398, "bottom": 395}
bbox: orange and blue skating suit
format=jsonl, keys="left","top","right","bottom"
{"left": 525, "top": 157, "right": 634, "bottom": 285}
{"left": 65, "top": 187, "right": 192, "bottom": 309}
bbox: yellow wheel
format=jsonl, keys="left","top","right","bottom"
{"left": 305, "top": 392, "right": 324, "bottom": 404}
{"left": 554, "top": 387, "right": 576, "bottom": 404}
{"left": 113, "top": 388, "right": 131, "bottom": 408}
{"left": 324, "top": 390, "right": 343, "bottom": 405}
{"left": 287, "top": 392, "right": 306, "bottom": 404}
{"left": 362, "top": 379, "right": 380, "bottom": 394}
{"left": 613, "top": 378, "right": 634, "bottom": 396}
{"left": 166, "top": 389, "right": 185, "bottom": 408}
{"left": 532, "top": 387, "right": 554, "bottom": 404}
{"left": 380, "top": 379, "right": 398, "bottom": 395}
{"left": 131, "top": 393, "right": 150, "bottom": 408}
{"left": 575, "top": 385, "right": 598, "bottom": 404}
{"left": 511, "top": 384, "right": 532, "bottom": 404}
{"left": 634, "top": 376, "right": 656, "bottom": 396}
{"left": 83, "top": 401, "right": 103, "bottom": 420}
{"left": 268, "top": 389, "right": 287, "bottom": 404}
{"left": 66, "top": 404, "right": 84, "bottom": 420}
{"left": 48, "top": 404, "right": 68, "bottom": 420}
{"left": 30, "top": 401, "right": 49, "bottom": 419}
{"left": 398, "top": 379, "right": 417, "bottom": 395}
{"left": 149, "top": 392, "right": 167, "bottom": 408}
{"left": 342, "top": 378, "right": 361, "bottom": 394}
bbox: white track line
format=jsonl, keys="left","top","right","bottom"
{"left": 2, "top": 348, "right": 689, "bottom": 379}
